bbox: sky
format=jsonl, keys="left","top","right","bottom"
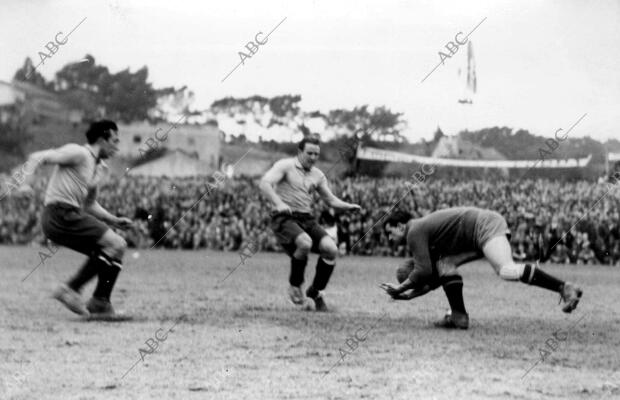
{"left": 1, "top": 0, "right": 619, "bottom": 143}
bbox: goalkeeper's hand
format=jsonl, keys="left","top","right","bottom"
{"left": 380, "top": 283, "right": 431, "bottom": 301}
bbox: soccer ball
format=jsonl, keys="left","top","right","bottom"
{"left": 396, "top": 260, "right": 415, "bottom": 283}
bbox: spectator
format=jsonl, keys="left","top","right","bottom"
{"left": 2, "top": 174, "right": 619, "bottom": 265}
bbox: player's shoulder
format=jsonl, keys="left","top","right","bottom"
{"left": 59, "top": 143, "right": 88, "bottom": 153}
{"left": 311, "top": 164, "right": 326, "bottom": 177}
{"left": 57, "top": 143, "right": 89, "bottom": 161}
{"left": 269, "top": 157, "right": 298, "bottom": 172}
{"left": 274, "top": 157, "right": 296, "bottom": 167}
{"left": 407, "top": 219, "right": 424, "bottom": 236}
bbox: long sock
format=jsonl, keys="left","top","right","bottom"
{"left": 289, "top": 256, "right": 307, "bottom": 287}
{"left": 67, "top": 255, "right": 100, "bottom": 292}
{"left": 441, "top": 275, "right": 467, "bottom": 315}
{"left": 93, "top": 254, "right": 122, "bottom": 301}
{"left": 520, "top": 264, "right": 564, "bottom": 292}
{"left": 308, "top": 257, "right": 336, "bottom": 297}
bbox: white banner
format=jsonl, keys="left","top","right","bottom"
{"left": 356, "top": 146, "right": 592, "bottom": 169}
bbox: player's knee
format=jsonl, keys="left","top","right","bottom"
{"left": 99, "top": 230, "right": 127, "bottom": 259}
{"left": 108, "top": 238, "right": 127, "bottom": 259}
{"left": 117, "top": 237, "right": 128, "bottom": 257}
{"left": 498, "top": 263, "right": 524, "bottom": 281}
{"left": 436, "top": 258, "right": 458, "bottom": 277}
{"left": 295, "top": 235, "right": 312, "bottom": 254}
{"left": 320, "top": 242, "right": 338, "bottom": 260}
{"left": 318, "top": 235, "right": 338, "bottom": 259}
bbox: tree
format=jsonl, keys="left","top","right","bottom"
{"left": 210, "top": 96, "right": 269, "bottom": 116}
{"left": 210, "top": 94, "right": 302, "bottom": 128}
{"left": 268, "top": 94, "right": 301, "bottom": 117}
{"left": 370, "top": 106, "right": 406, "bottom": 142}
{"left": 101, "top": 66, "right": 158, "bottom": 123}
{"left": 54, "top": 55, "right": 109, "bottom": 93}
{"left": 0, "top": 113, "right": 31, "bottom": 172}
{"left": 13, "top": 58, "right": 53, "bottom": 90}
{"left": 54, "top": 55, "right": 158, "bottom": 123}
{"left": 327, "top": 105, "right": 406, "bottom": 142}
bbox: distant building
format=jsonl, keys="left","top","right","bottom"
{"left": 117, "top": 121, "right": 222, "bottom": 170}
{"left": 0, "top": 80, "right": 83, "bottom": 124}
{"left": 0, "top": 81, "right": 24, "bottom": 124}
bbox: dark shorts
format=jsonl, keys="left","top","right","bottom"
{"left": 41, "top": 202, "right": 109, "bottom": 256}
{"left": 270, "top": 211, "right": 329, "bottom": 256}
{"left": 473, "top": 209, "right": 511, "bottom": 250}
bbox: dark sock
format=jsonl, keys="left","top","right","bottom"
{"left": 520, "top": 264, "right": 564, "bottom": 292}
{"left": 289, "top": 256, "right": 307, "bottom": 287}
{"left": 306, "top": 285, "right": 319, "bottom": 299}
{"left": 67, "top": 255, "right": 100, "bottom": 292}
{"left": 93, "top": 255, "right": 122, "bottom": 301}
{"left": 441, "top": 275, "right": 467, "bottom": 315}
{"left": 311, "top": 257, "right": 335, "bottom": 293}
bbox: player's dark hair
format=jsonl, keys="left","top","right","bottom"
{"left": 383, "top": 210, "right": 413, "bottom": 229}
{"left": 298, "top": 136, "right": 320, "bottom": 151}
{"left": 85, "top": 120, "right": 118, "bottom": 144}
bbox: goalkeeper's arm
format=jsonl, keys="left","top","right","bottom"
{"left": 390, "top": 285, "right": 432, "bottom": 300}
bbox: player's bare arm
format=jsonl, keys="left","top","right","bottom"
{"left": 84, "top": 187, "right": 133, "bottom": 229}
{"left": 259, "top": 160, "right": 291, "bottom": 214}
{"left": 19, "top": 144, "right": 86, "bottom": 190}
{"left": 381, "top": 215, "right": 435, "bottom": 297}
{"left": 316, "top": 177, "right": 361, "bottom": 211}
{"left": 29, "top": 144, "right": 86, "bottom": 166}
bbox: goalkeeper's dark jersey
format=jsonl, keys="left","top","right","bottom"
{"left": 405, "top": 207, "right": 481, "bottom": 286}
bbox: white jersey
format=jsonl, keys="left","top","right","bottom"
{"left": 262, "top": 157, "right": 326, "bottom": 214}
{"left": 44, "top": 144, "right": 108, "bottom": 208}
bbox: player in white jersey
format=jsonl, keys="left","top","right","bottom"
{"left": 21, "top": 120, "right": 133, "bottom": 319}
{"left": 259, "top": 135, "right": 361, "bottom": 311}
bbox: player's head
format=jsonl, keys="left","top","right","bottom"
{"left": 86, "top": 120, "right": 119, "bottom": 159}
{"left": 297, "top": 134, "right": 320, "bottom": 171}
{"left": 383, "top": 210, "right": 413, "bottom": 244}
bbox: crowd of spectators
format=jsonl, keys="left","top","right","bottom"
{"left": 2, "top": 174, "right": 620, "bottom": 266}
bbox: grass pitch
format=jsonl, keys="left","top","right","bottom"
{"left": 1, "top": 245, "right": 619, "bottom": 399}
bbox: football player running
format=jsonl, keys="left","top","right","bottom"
{"left": 20, "top": 120, "right": 132, "bottom": 319}
{"left": 260, "top": 134, "right": 361, "bottom": 311}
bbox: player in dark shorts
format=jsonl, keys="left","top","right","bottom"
{"left": 259, "top": 135, "right": 361, "bottom": 311}
{"left": 20, "top": 120, "right": 133, "bottom": 319}
{"left": 380, "top": 207, "right": 583, "bottom": 329}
